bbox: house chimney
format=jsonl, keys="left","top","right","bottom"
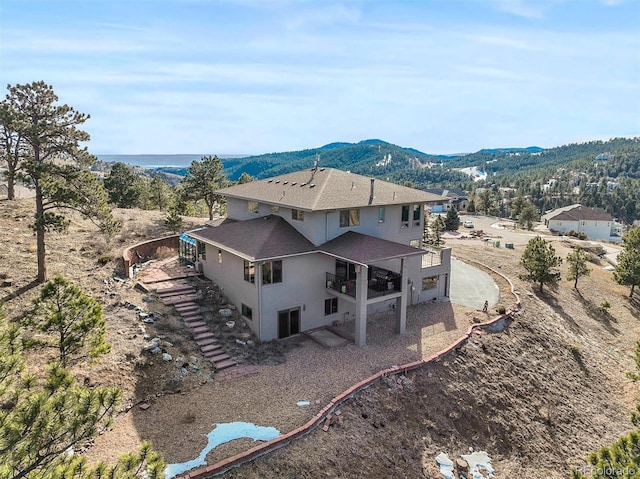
{"left": 369, "top": 179, "right": 375, "bottom": 205}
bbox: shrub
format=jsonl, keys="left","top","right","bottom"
{"left": 496, "top": 306, "right": 507, "bottom": 315}
{"left": 97, "top": 256, "right": 112, "bottom": 265}
{"left": 600, "top": 300, "right": 611, "bottom": 312}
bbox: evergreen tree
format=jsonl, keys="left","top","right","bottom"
{"left": 520, "top": 236, "right": 563, "bottom": 292}
{"left": 614, "top": 226, "right": 640, "bottom": 298}
{"left": 26, "top": 276, "right": 111, "bottom": 367}
{"left": 237, "top": 172, "right": 254, "bottom": 184}
{"left": 466, "top": 198, "right": 476, "bottom": 213}
{"left": 519, "top": 204, "right": 538, "bottom": 230}
{"left": 0, "top": 310, "right": 165, "bottom": 479}
{"left": 429, "top": 215, "right": 445, "bottom": 247}
{"left": 164, "top": 207, "right": 183, "bottom": 234}
{"left": 422, "top": 214, "right": 431, "bottom": 245}
{"left": 181, "top": 155, "right": 229, "bottom": 220}
{"left": 444, "top": 208, "right": 460, "bottom": 231}
{"left": 0, "top": 100, "right": 27, "bottom": 200}
{"left": 566, "top": 247, "right": 591, "bottom": 290}
{"left": 3, "top": 81, "right": 116, "bottom": 282}
{"left": 148, "top": 175, "right": 173, "bottom": 212}
{"left": 103, "top": 162, "right": 145, "bottom": 208}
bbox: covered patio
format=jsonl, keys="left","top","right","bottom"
{"left": 319, "top": 231, "right": 426, "bottom": 346}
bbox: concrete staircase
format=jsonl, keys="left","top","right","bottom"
{"left": 158, "top": 284, "right": 237, "bottom": 372}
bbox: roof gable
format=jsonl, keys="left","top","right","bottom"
{"left": 189, "top": 215, "right": 315, "bottom": 260}
{"left": 216, "top": 168, "right": 444, "bottom": 211}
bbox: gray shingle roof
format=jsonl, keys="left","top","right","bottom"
{"left": 188, "top": 215, "right": 315, "bottom": 261}
{"left": 318, "top": 231, "right": 425, "bottom": 264}
{"left": 189, "top": 217, "right": 425, "bottom": 264}
{"left": 545, "top": 204, "right": 612, "bottom": 222}
{"left": 215, "top": 168, "right": 445, "bottom": 211}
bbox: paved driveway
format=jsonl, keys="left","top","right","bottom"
{"left": 450, "top": 257, "right": 499, "bottom": 310}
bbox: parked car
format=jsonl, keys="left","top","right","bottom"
{"left": 463, "top": 220, "right": 474, "bottom": 228}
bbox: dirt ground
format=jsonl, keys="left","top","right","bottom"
{"left": 2, "top": 198, "right": 639, "bottom": 479}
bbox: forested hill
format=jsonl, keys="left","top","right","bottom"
{"left": 220, "top": 139, "right": 447, "bottom": 180}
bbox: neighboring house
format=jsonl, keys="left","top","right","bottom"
{"left": 541, "top": 204, "right": 622, "bottom": 243}
{"left": 185, "top": 167, "right": 451, "bottom": 346}
{"left": 425, "top": 188, "right": 468, "bottom": 212}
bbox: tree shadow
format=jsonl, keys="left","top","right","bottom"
{"left": 1, "top": 279, "right": 40, "bottom": 304}
{"left": 534, "top": 286, "right": 583, "bottom": 334}
{"left": 573, "top": 289, "right": 620, "bottom": 335}
{"left": 625, "top": 295, "right": 640, "bottom": 320}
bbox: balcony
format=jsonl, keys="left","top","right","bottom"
{"left": 326, "top": 270, "right": 402, "bottom": 300}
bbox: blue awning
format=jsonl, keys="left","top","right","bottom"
{"left": 179, "top": 233, "right": 196, "bottom": 245}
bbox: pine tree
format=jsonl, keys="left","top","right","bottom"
{"left": 614, "top": 226, "right": 640, "bottom": 298}
{"left": 3, "top": 82, "right": 116, "bottom": 282}
{"left": 164, "top": 207, "right": 183, "bottom": 234}
{"left": 181, "top": 155, "right": 229, "bottom": 220}
{"left": 430, "top": 215, "right": 445, "bottom": 247}
{"left": 103, "top": 162, "right": 145, "bottom": 208}
{"left": 444, "top": 208, "right": 460, "bottom": 231}
{"left": 566, "top": 247, "right": 591, "bottom": 290}
{"left": 520, "top": 236, "right": 563, "bottom": 292}
{"left": 26, "top": 276, "right": 111, "bottom": 367}
{"left": 0, "top": 310, "right": 165, "bottom": 479}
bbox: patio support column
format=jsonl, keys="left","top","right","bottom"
{"left": 354, "top": 265, "right": 369, "bottom": 347}
{"left": 395, "top": 257, "right": 408, "bottom": 335}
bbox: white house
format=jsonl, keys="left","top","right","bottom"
{"left": 185, "top": 167, "right": 451, "bottom": 346}
{"left": 541, "top": 204, "right": 622, "bottom": 243}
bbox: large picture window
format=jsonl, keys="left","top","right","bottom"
{"left": 291, "top": 209, "right": 305, "bottom": 221}
{"left": 248, "top": 201, "right": 259, "bottom": 214}
{"left": 243, "top": 260, "right": 255, "bottom": 283}
{"left": 196, "top": 240, "right": 206, "bottom": 260}
{"left": 339, "top": 209, "right": 360, "bottom": 227}
{"left": 422, "top": 276, "right": 437, "bottom": 290}
{"left": 262, "top": 260, "right": 283, "bottom": 285}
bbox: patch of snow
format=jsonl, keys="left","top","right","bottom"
{"left": 436, "top": 452, "right": 455, "bottom": 479}
{"left": 461, "top": 450, "right": 494, "bottom": 478}
{"left": 296, "top": 401, "right": 310, "bottom": 406}
{"left": 165, "top": 422, "right": 280, "bottom": 478}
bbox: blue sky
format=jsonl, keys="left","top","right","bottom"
{"left": 1, "top": 0, "right": 638, "bottom": 155}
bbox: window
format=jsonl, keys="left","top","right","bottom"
{"left": 324, "top": 297, "right": 338, "bottom": 315}
{"left": 218, "top": 249, "right": 223, "bottom": 264}
{"left": 243, "top": 260, "right": 255, "bottom": 283}
{"left": 401, "top": 205, "right": 410, "bottom": 228}
{"left": 262, "top": 260, "right": 283, "bottom": 285}
{"left": 241, "top": 303, "right": 253, "bottom": 320}
{"left": 413, "top": 204, "right": 421, "bottom": 226}
{"left": 196, "top": 240, "right": 206, "bottom": 260}
{"left": 339, "top": 209, "right": 360, "bottom": 227}
{"left": 248, "top": 201, "right": 259, "bottom": 213}
{"left": 292, "top": 209, "right": 305, "bottom": 221}
{"left": 271, "top": 205, "right": 280, "bottom": 213}
{"left": 422, "top": 276, "right": 437, "bottom": 290}
{"left": 378, "top": 206, "right": 385, "bottom": 223}
{"left": 410, "top": 239, "right": 420, "bottom": 248}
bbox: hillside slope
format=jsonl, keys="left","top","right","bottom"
{"left": 227, "top": 243, "right": 640, "bottom": 479}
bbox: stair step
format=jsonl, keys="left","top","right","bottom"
{"left": 201, "top": 343, "right": 222, "bottom": 353}
{"left": 181, "top": 312, "right": 203, "bottom": 320}
{"left": 196, "top": 337, "right": 219, "bottom": 347}
{"left": 182, "top": 315, "right": 204, "bottom": 322}
{"left": 194, "top": 332, "right": 216, "bottom": 341}
{"left": 158, "top": 287, "right": 195, "bottom": 297}
{"left": 206, "top": 352, "right": 230, "bottom": 362}
{"left": 214, "top": 359, "right": 237, "bottom": 371}
{"left": 162, "top": 295, "right": 197, "bottom": 306}
{"left": 186, "top": 321, "right": 207, "bottom": 329}
{"left": 191, "top": 326, "right": 210, "bottom": 334}
{"left": 175, "top": 304, "right": 199, "bottom": 311}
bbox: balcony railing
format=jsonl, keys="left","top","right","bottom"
{"left": 326, "top": 273, "right": 356, "bottom": 297}
{"left": 326, "top": 272, "right": 402, "bottom": 300}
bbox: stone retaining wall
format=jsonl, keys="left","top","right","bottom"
{"left": 178, "top": 264, "right": 521, "bottom": 479}
{"left": 122, "top": 235, "right": 179, "bottom": 278}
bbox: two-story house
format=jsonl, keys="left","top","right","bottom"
{"left": 185, "top": 167, "right": 451, "bottom": 346}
